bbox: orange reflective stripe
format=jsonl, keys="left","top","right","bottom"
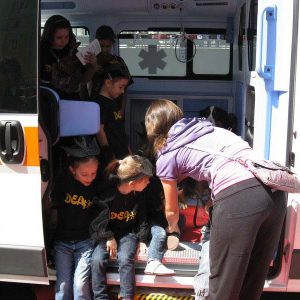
{"left": 23, "top": 127, "right": 40, "bottom": 166}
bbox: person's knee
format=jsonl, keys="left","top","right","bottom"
{"left": 152, "top": 226, "right": 167, "bottom": 240}
{"left": 156, "top": 227, "right": 167, "bottom": 240}
{"left": 91, "top": 255, "right": 108, "bottom": 270}
{"left": 118, "top": 253, "right": 134, "bottom": 267}
{"left": 91, "top": 246, "right": 108, "bottom": 269}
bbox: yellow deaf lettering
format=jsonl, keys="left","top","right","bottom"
{"left": 65, "top": 193, "right": 71, "bottom": 203}
{"left": 64, "top": 193, "right": 92, "bottom": 209}
{"left": 110, "top": 211, "right": 136, "bottom": 221}
{"left": 130, "top": 211, "right": 136, "bottom": 220}
{"left": 124, "top": 211, "right": 130, "bottom": 221}
{"left": 78, "top": 196, "right": 87, "bottom": 209}
{"left": 118, "top": 212, "right": 124, "bottom": 220}
{"left": 111, "top": 212, "right": 117, "bottom": 219}
{"left": 113, "top": 111, "right": 122, "bottom": 120}
{"left": 71, "top": 194, "right": 78, "bottom": 205}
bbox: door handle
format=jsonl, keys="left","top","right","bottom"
{"left": 0, "top": 121, "right": 24, "bottom": 164}
{"left": 256, "top": 6, "right": 277, "bottom": 80}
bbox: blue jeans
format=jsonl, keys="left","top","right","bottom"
{"left": 147, "top": 225, "right": 166, "bottom": 263}
{"left": 91, "top": 233, "right": 138, "bottom": 300}
{"left": 54, "top": 238, "right": 93, "bottom": 300}
{"left": 194, "top": 240, "right": 210, "bottom": 300}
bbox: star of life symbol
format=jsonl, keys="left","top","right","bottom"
{"left": 138, "top": 45, "right": 167, "bottom": 74}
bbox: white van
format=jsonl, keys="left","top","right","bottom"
{"left": 0, "top": 0, "right": 299, "bottom": 296}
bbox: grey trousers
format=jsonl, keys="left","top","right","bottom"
{"left": 208, "top": 179, "right": 286, "bottom": 300}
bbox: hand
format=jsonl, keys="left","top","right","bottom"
{"left": 178, "top": 201, "right": 187, "bottom": 210}
{"left": 106, "top": 238, "right": 117, "bottom": 258}
{"left": 84, "top": 52, "right": 97, "bottom": 67}
{"left": 136, "top": 242, "right": 147, "bottom": 255}
{"left": 166, "top": 223, "right": 180, "bottom": 234}
{"left": 178, "top": 189, "right": 187, "bottom": 210}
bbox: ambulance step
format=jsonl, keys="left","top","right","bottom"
{"left": 110, "top": 286, "right": 195, "bottom": 299}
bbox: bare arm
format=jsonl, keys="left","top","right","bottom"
{"left": 161, "top": 179, "right": 180, "bottom": 233}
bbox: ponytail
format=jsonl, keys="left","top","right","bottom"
{"left": 104, "top": 159, "right": 121, "bottom": 185}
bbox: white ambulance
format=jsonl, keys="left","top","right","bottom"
{"left": 0, "top": 0, "right": 299, "bottom": 296}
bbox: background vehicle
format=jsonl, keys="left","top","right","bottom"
{"left": 0, "top": 0, "right": 299, "bottom": 296}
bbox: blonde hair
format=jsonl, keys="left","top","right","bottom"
{"left": 105, "top": 155, "right": 153, "bottom": 183}
{"left": 145, "top": 99, "right": 183, "bottom": 154}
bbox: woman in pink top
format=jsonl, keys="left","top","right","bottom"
{"left": 145, "top": 99, "right": 286, "bottom": 300}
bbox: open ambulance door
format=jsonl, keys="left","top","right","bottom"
{"left": 286, "top": 0, "right": 300, "bottom": 291}
{"left": 249, "top": 0, "right": 300, "bottom": 291}
{"left": 0, "top": 0, "right": 49, "bottom": 284}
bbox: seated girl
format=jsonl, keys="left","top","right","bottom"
{"left": 90, "top": 155, "right": 152, "bottom": 300}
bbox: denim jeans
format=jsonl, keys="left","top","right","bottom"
{"left": 54, "top": 238, "right": 93, "bottom": 300}
{"left": 194, "top": 241, "right": 210, "bottom": 300}
{"left": 91, "top": 233, "right": 138, "bottom": 300}
{"left": 147, "top": 225, "right": 166, "bottom": 263}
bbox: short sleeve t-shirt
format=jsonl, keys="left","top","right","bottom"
{"left": 94, "top": 95, "right": 129, "bottom": 159}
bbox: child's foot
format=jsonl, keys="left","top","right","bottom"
{"left": 144, "top": 260, "right": 175, "bottom": 275}
{"left": 166, "top": 232, "right": 180, "bottom": 250}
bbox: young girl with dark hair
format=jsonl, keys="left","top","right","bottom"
{"left": 90, "top": 155, "right": 152, "bottom": 300}
{"left": 93, "top": 63, "right": 131, "bottom": 165}
{"left": 50, "top": 136, "right": 100, "bottom": 300}
{"left": 40, "top": 14, "right": 96, "bottom": 99}
{"left": 144, "top": 99, "right": 287, "bottom": 300}
{"left": 90, "top": 25, "right": 132, "bottom": 115}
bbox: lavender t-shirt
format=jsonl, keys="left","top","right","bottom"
{"left": 156, "top": 126, "right": 255, "bottom": 197}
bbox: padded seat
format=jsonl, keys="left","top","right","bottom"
{"left": 39, "top": 86, "right": 100, "bottom": 144}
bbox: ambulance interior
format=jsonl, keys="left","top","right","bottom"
{"left": 39, "top": 0, "right": 286, "bottom": 287}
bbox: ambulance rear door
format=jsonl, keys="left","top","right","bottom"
{"left": 0, "top": 0, "right": 49, "bottom": 284}
{"left": 251, "top": 0, "right": 300, "bottom": 291}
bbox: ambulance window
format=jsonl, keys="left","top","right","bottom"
{"left": 248, "top": 0, "right": 257, "bottom": 71}
{"left": 119, "top": 30, "right": 186, "bottom": 77}
{"left": 238, "top": 4, "right": 246, "bottom": 71}
{"left": 119, "top": 29, "right": 231, "bottom": 79}
{"left": 192, "top": 33, "right": 231, "bottom": 75}
{"left": 0, "top": 0, "right": 38, "bottom": 114}
{"left": 72, "top": 27, "right": 90, "bottom": 49}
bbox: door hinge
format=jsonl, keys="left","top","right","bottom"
{"left": 289, "top": 152, "right": 295, "bottom": 168}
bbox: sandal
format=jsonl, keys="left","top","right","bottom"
{"left": 144, "top": 260, "right": 175, "bottom": 276}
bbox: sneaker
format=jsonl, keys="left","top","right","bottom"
{"left": 144, "top": 260, "right": 175, "bottom": 276}
{"left": 166, "top": 232, "right": 180, "bottom": 250}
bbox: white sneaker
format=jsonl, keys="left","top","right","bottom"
{"left": 144, "top": 260, "right": 175, "bottom": 276}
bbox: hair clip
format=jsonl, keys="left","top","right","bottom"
{"left": 107, "top": 73, "right": 113, "bottom": 80}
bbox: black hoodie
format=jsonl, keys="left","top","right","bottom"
{"left": 90, "top": 184, "right": 149, "bottom": 243}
